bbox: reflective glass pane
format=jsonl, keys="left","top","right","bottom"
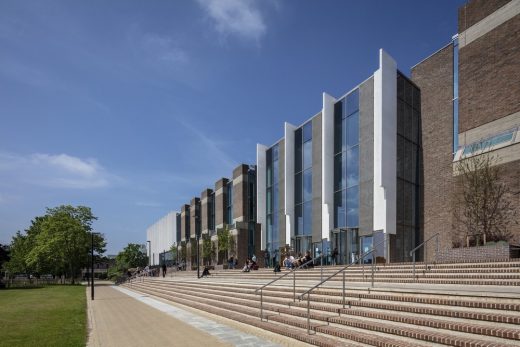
{"left": 303, "top": 168, "right": 312, "bottom": 202}
{"left": 266, "top": 188, "right": 272, "bottom": 213}
{"left": 342, "top": 117, "right": 347, "bottom": 152}
{"left": 303, "top": 201, "right": 312, "bottom": 235}
{"left": 346, "top": 186, "right": 359, "bottom": 227}
{"left": 346, "top": 89, "right": 359, "bottom": 116}
{"left": 334, "top": 153, "right": 345, "bottom": 191}
{"left": 272, "top": 144, "right": 279, "bottom": 160}
{"left": 295, "top": 172, "right": 302, "bottom": 204}
{"left": 295, "top": 128, "right": 302, "bottom": 172}
{"left": 266, "top": 165, "right": 272, "bottom": 187}
{"left": 334, "top": 103, "right": 343, "bottom": 154}
{"left": 346, "top": 146, "right": 359, "bottom": 187}
{"left": 334, "top": 190, "right": 346, "bottom": 228}
{"left": 303, "top": 140, "right": 312, "bottom": 169}
{"left": 303, "top": 121, "right": 312, "bottom": 142}
{"left": 295, "top": 204, "right": 303, "bottom": 236}
{"left": 347, "top": 112, "right": 359, "bottom": 147}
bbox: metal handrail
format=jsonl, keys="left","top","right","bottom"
{"left": 297, "top": 238, "right": 386, "bottom": 334}
{"left": 409, "top": 232, "right": 440, "bottom": 280}
{"left": 255, "top": 255, "right": 322, "bottom": 321}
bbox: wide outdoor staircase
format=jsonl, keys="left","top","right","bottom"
{"left": 122, "top": 260, "right": 520, "bottom": 347}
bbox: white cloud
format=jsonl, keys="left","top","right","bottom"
{"left": 140, "top": 34, "right": 188, "bottom": 64}
{"left": 0, "top": 152, "right": 115, "bottom": 189}
{"left": 196, "top": 0, "right": 267, "bottom": 42}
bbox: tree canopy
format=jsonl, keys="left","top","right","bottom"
{"left": 3, "top": 205, "right": 105, "bottom": 282}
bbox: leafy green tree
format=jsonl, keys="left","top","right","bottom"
{"left": 115, "top": 243, "right": 148, "bottom": 271}
{"left": 180, "top": 242, "right": 187, "bottom": 263}
{"left": 169, "top": 244, "right": 178, "bottom": 264}
{"left": 202, "top": 235, "right": 213, "bottom": 265}
{"left": 4, "top": 205, "right": 105, "bottom": 283}
{"left": 217, "top": 225, "right": 235, "bottom": 262}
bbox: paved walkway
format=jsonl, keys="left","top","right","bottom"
{"left": 86, "top": 284, "right": 283, "bottom": 347}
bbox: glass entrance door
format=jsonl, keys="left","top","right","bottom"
{"left": 331, "top": 228, "right": 359, "bottom": 265}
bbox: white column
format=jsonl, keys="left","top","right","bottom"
{"left": 284, "top": 122, "right": 297, "bottom": 246}
{"left": 322, "top": 92, "right": 336, "bottom": 240}
{"left": 256, "top": 144, "right": 268, "bottom": 249}
{"left": 373, "top": 49, "right": 397, "bottom": 235}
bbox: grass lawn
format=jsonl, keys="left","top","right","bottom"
{"left": 0, "top": 285, "right": 87, "bottom": 347}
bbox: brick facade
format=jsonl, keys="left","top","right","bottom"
{"left": 411, "top": 45, "right": 455, "bottom": 261}
{"left": 458, "top": 0, "right": 511, "bottom": 32}
{"left": 459, "top": 14, "right": 520, "bottom": 133}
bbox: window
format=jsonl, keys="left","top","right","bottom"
{"left": 295, "top": 121, "right": 312, "bottom": 236}
{"left": 461, "top": 130, "right": 516, "bottom": 157}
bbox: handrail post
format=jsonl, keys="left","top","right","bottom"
{"left": 293, "top": 269, "right": 296, "bottom": 302}
{"left": 320, "top": 255, "right": 323, "bottom": 282}
{"left": 436, "top": 235, "right": 439, "bottom": 263}
{"left": 307, "top": 293, "right": 311, "bottom": 334}
{"left": 260, "top": 289, "right": 263, "bottom": 321}
{"left": 342, "top": 270, "right": 345, "bottom": 309}
{"left": 371, "top": 250, "right": 375, "bottom": 287}
{"left": 412, "top": 252, "right": 416, "bottom": 281}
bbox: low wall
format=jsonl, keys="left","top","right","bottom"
{"left": 437, "top": 243, "right": 515, "bottom": 263}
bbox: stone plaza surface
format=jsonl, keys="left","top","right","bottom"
{"left": 86, "top": 283, "right": 308, "bottom": 347}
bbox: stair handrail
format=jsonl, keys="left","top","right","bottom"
{"left": 409, "top": 232, "right": 440, "bottom": 281}
{"left": 297, "top": 238, "right": 386, "bottom": 334}
{"left": 254, "top": 255, "right": 323, "bottom": 322}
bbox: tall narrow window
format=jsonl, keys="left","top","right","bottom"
{"left": 295, "top": 121, "right": 312, "bottom": 236}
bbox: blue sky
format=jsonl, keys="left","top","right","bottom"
{"left": 0, "top": 0, "right": 465, "bottom": 254}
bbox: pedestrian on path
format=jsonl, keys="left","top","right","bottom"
{"left": 162, "top": 263, "right": 167, "bottom": 278}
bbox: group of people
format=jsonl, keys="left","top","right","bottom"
{"left": 282, "top": 251, "right": 314, "bottom": 270}
{"left": 242, "top": 254, "right": 259, "bottom": 272}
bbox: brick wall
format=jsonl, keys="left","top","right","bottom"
{"left": 459, "top": 14, "right": 520, "bottom": 133}
{"left": 458, "top": 0, "right": 511, "bottom": 32}
{"left": 411, "top": 45, "right": 455, "bottom": 262}
{"left": 438, "top": 243, "right": 511, "bottom": 262}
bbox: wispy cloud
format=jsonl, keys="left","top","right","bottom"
{"left": 0, "top": 152, "right": 117, "bottom": 189}
{"left": 140, "top": 33, "right": 188, "bottom": 64}
{"left": 196, "top": 0, "right": 267, "bottom": 42}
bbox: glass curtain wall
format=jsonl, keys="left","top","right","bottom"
{"left": 395, "top": 72, "right": 422, "bottom": 262}
{"left": 294, "top": 121, "right": 312, "bottom": 256}
{"left": 266, "top": 145, "right": 280, "bottom": 264}
{"left": 247, "top": 167, "right": 256, "bottom": 257}
{"left": 333, "top": 89, "right": 360, "bottom": 264}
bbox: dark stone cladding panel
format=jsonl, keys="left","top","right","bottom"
{"left": 411, "top": 44, "right": 455, "bottom": 261}
{"left": 359, "top": 77, "right": 374, "bottom": 237}
{"left": 200, "top": 189, "right": 212, "bottom": 232}
{"left": 232, "top": 164, "right": 250, "bottom": 222}
{"left": 189, "top": 197, "right": 200, "bottom": 238}
{"left": 180, "top": 204, "right": 190, "bottom": 241}
{"left": 312, "top": 113, "right": 323, "bottom": 242}
{"left": 214, "top": 178, "right": 229, "bottom": 227}
{"left": 278, "top": 139, "right": 286, "bottom": 247}
{"left": 459, "top": 14, "right": 520, "bottom": 133}
{"left": 458, "top": 0, "right": 512, "bottom": 32}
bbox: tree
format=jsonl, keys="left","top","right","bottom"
{"left": 115, "top": 243, "right": 148, "bottom": 271}
{"left": 217, "top": 225, "right": 235, "bottom": 262}
{"left": 180, "top": 242, "right": 187, "bottom": 263}
{"left": 3, "top": 205, "right": 105, "bottom": 283}
{"left": 452, "top": 149, "right": 518, "bottom": 246}
{"left": 169, "top": 244, "right": 178, "bottom": 264}
{"left": 202, "top": 235, "right": 213, "bottom": 265}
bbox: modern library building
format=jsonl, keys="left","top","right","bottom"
{"left": 257, "top": 50, "right": 421, "bottom": 265}
{"left": 148, "top": 0, "right": 519, "bottom": 267}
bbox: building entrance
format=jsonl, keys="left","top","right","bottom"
{"left": 331, "top": 228, "right": 359, "bottom": 265}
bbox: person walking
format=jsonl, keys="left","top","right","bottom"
{"left": 162, "top": 263, "right": 167, "bottom": 278}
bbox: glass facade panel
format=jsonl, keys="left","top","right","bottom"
{"left": 303, "top": 140, "right": 312, "bottom": 169}
{"left": 303, "top": 121, "right": 312, "bottom": 142}
{"left": 346, "top": 185, "right": 359, "bottom": 227}
{"left": 333, "top": 88, "right": 360, "bottom": 231}
{"left": 295, "top": 128, "right": 302, "bottom": 173}
{"left": 346, "top": 112, "right": 359, "bottom": 148}
{"left": 334, "top": 102, "right": 343, "bottom": 154}
{"left": 295, "top": 204, "right": 303, "bottom": 236}
{"left": 346, "top": 146, "right": 359, "bottom": 187}
{"left": 334, "top": 190, "right": 346, "bottom": 228}
{"left": 266, "top": 144, "right": 280, "bottom": 257}
{"left": 303, "top": 201, "right": 312, "bottom": 235}
{"left": 295, "top": 172, "right": 302, "bottom": 204}
{"left": 303, "top": 169, "right": 312, "bottom": 202}
{"left": 334, "top": 153, "right": 345, "bottom": 191}
{"left": 346, "top": 89, "right": 359, "bottom": 116}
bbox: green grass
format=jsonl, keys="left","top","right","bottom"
{"left": 0, "top": 285, "right": 87, "bottom": 347}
